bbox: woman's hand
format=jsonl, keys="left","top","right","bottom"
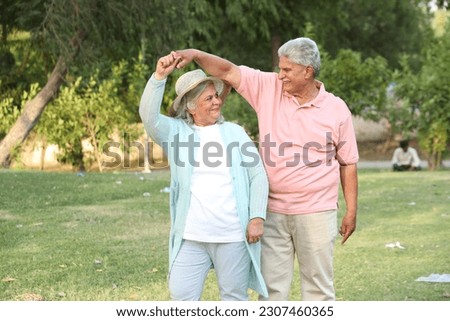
{"left": 155, "top": 51, "right": 180, "bottom": 80}
{"left": 174, "top": 49, "right": 197, "bottom": 69}
{"left": 247, "top": 217, "right": 264, "bottom": 244}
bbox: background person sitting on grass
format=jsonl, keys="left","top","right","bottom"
{"left": 392, "top": 140, "right": 422, "bottom": 171}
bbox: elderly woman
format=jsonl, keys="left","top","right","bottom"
{"left": 139, "top": 52, "right": 268, "bottom": 301}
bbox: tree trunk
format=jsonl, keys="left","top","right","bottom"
{"left": 40, "top": 138, "right": 47, "bottom": 171}
{"left": 92, "top": 139, "right": 103, "bottom": 173}
{"left": 91, "top": 128, "right": 103, "bottom": 173}
{"left": 143, "top": 134, "right": 151, "bottom": 173}
{"left": 427, "top": 150, "right": 442, "bottom": 171}
{"left": 0, "top": 57, "right": 67, "bottom": 167}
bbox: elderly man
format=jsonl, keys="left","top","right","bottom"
{"left": 175, "top": 37, "right": 359, "bottom": 301}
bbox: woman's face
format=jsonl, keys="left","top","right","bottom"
{"left": 189, "top": 83, "right": 222, "bottom": 126}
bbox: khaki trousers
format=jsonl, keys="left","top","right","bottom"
{"left": 259, "top": 210, "right": 338, "bottom": 301}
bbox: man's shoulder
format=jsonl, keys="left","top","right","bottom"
{"left": 322, "top": 89, "right": 347, "bottom": 107}
{"left": 239, "top": 65, "right": 278, "bottom": 81}
{"left": 316, "top": 82, "right": 349, "bottom": 111}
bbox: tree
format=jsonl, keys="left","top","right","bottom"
{"left": 320, "top": 49, "right": 392, "bottom": 120}
{"left": 1, "top": 0, "right": 439, "bottom": 169}
{"left": 36, "top": 58, "right": 148, "bottom": 171}
{"left": 391, "top": 23, "right": 450, "bottom": 170}
{"left": 0, "top": 0, "right": 190, "bottom": 167}
{"left": 0, "top": 57, "right": 67, "bottom": 167}
{"left": 195, "top": 0, "right": 431, "bottom": 71}
{"left": 328, "top": 0, "right": 432, "bottom": 69}
{"left": 183, "top": 0, "right": 429, "bottom": 137}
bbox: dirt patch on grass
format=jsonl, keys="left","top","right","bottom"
{"left": 0, "top": 210, "right": 17, "bottom": 221}
{"left": 15, "top": 293, "right": 44, "bottom": 301}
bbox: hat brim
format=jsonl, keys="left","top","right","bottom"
{"left": 168, "top": 77, "right": 225, "bottom": 117}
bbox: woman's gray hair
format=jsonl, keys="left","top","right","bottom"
{"left": 278, "top": 37, "right": 321, "bottom": 77}
{"left": 173, "top": 81, "right": 224, "bottom": 125}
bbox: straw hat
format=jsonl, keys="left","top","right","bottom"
{"left": 168, "top": 69, "right": 224, "bottom": 117}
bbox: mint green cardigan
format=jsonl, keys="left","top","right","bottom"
{"left": 139, "top": 75, "right": 269, "bottom": 297}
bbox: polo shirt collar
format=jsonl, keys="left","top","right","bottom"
{"left": 283, "top": 80, "right": 327, "bottom": 108}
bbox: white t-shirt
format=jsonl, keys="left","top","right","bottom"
{"left": 392, "top": 147, "right": 421, "bottom": 167}
{"left": 183, "top": 124, "right": 244, "bottom": 243}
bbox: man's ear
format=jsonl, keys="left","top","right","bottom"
{"left": 305, "top": 65, "right": 315, "bottom": 79}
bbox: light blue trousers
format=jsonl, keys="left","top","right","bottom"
{"left": 169, "top": 240, "right": 250, "bottom": 301}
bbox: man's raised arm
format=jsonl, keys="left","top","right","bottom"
{"left": 175, "top": 49, "right": 241, "bottom": 89}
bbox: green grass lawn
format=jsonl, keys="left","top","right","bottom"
{"left": 1, "top": 168, "right": 449, "bottom": 301}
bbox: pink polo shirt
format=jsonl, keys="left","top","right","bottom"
{"left": 237, "top": 66, "right": 359, "bottom": 214}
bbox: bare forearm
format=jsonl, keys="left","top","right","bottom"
{"left": 339, "top": 164, "right": 358, "bottom": 243}
{"left": 340, "top": 164, "right": 358, "bottom": 215}
{"left": 194, "top": 50, "right": 232, "bottom": 76}
{"left": 175, "top": 49, "right": 240, "bottom": 88}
